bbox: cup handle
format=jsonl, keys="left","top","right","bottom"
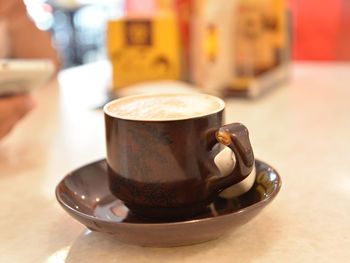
{"left": 208, "top": 123, "right": 255, "bottom": 193}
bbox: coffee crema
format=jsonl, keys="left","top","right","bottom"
{"left": 105, "top": 93, "right": 225, "bottom": 121}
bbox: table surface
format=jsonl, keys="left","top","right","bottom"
{"left": 1, "top": 62, "right": 350, "bottom": 263}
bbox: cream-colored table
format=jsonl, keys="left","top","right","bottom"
{"left": 1, "top": 62, "right": 350, "bottom": 262}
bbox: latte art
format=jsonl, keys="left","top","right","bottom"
{"left": 105, "top": 94, "right": 225, "bottom": 121}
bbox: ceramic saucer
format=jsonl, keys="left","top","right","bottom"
{"left": 56, "top": 159, "right": 281, "bottom": 247}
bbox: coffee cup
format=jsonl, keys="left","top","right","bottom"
{"left": 104, "top": 93, "right": 254, "bottom": 219}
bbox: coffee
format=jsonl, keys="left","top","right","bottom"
{"left": 105, "top": 93, "right": 224, "bottom": 121}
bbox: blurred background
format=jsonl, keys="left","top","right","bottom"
{"left": 23, "top": 0, "right": 124, "bottom": 68}
{"left": 20, "top": 0, "right": 350, "bottom": 96}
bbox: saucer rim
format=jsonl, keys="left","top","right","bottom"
{"left": 56, "top": 158, "right": 282, "bottom": 226}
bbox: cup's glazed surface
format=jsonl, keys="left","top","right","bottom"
{"left": 104, "top": 94, "right": 254, "bottom": 219}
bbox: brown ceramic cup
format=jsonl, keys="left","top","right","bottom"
{"left": 104, "top": 93, "right": 254, "bottom": 219}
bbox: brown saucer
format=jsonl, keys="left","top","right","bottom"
{"left": 56, "top": 159, "right": 281, "bottom": 247}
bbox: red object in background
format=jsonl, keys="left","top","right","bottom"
{"left": 125, "top": 0, "right": 156, "bottom": 15}
{"left": 174, "top": 0, "right": 193, "bottom": 80}
{"left": 290, "top": 0, "right": 350, "bottom": 60}
{"left": 337, "top": 1, "right": 350, "bottom": 60}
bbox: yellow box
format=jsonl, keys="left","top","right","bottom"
{"left": 107, "top": 15, "right": 181, "bottom": 90}
{"left": 229, "top": 0, "right": 289, "bottom": 97}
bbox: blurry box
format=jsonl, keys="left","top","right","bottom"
{"left": 190, "top": 0, "right": 237, "bottom": 93}
{"left": 228, "top": 0, "right": 289, "bottom": 97}
{"left": 107, "top": 15, "right": 181, "bottom": 90}
{"left": 190, "top": 0, "right": 289, "bottom": 97}
{"left": 107, "top": 0, "right": 288, "bottom": 96}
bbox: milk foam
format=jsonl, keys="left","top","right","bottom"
{"left": 106, "top": 94, "right": 224, "bottom": 121}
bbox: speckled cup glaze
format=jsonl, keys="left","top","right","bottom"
{"left": 103, "top": 94, "right": 254, "bottom": 219}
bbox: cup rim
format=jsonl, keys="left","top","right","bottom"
{"left": 103, "top": 93, "right": 226, "bottom": 122}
